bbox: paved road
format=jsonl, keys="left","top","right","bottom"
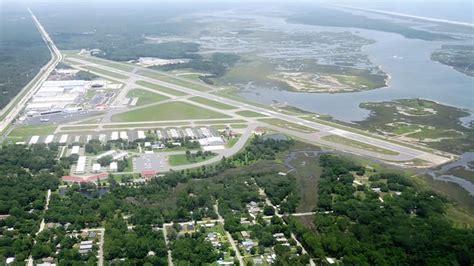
{"left": 256, "top": 183, "right": 316, "bottom": 266}
{"left": 85, "top": 228, "right": 105, "bottom": 266}
{"left": 65, "top": 56, "right": 452, "bottom": 166}
{"left": 162, "top": 223, "right": 174, "bottom": 266}
{"left": 27, "top": 189, "right": 51, "bottom": 266}
{"left": 214, "top": 202, "right": 245, "bottom": 265}
{"left": 0, "top": 9, "right": 62, "bottom": 134}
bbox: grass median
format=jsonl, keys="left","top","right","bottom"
{"left": 111, "top": 101, "right": 231, "bottom": 122}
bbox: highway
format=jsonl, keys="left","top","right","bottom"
{"left": 66, "top": 56, "right": 453, "bottom": 166}
{"left": 0, "top": 9, "right": 452, "bottom": 167}
{"left": 0, "top": 8, "right": 63, "bottom": 134}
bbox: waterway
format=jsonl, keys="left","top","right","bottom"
{"left": 237, "top": 15, "right": 473, "bottom": 123}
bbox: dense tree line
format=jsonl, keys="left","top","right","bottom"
{"left": 158, "top": 53, "right": 240, "bottom": 84}
{"left": 104, "top": 217, "right": 167, "bottom": 265}
{"left": 289, "top": 154, "right": 474, "bottom": 265}
{"left": 0, "top": 144, "right": 61, "bottom": 262}
{"left": 171, "top": 231, "right": 219, "bottom": 265}
{"left": 255, "top": 174, "right": 299, "bottom": 214}
{"left": 0, "top": 4, "right": 50, "bottom": 109}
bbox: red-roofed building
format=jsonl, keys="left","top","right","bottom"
{"left": 141, "top": 170, "right": 157, "bottom": 179}
{"left": 62, "top": 172, "right": 109, "bottom": 183}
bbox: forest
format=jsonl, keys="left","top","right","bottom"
{"left": 0, "top": 4, "right": 50, "bottom": 110}
{"left": 288, "top": 154, "right": 474, "bottom": 265}
{"left": 0, "top": 144, "right": 61, "bottom": 262}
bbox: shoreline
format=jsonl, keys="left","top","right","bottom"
{"left": 334, "top": 4, "right": 474, "bottom": 28}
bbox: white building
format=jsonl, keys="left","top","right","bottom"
{"left": 110, "top": 131, "right": 119, "bottom": 141}
{"left": 200, "top": 127, "right": 211, "bottom": 137}
{"left": 29, "top": 135, "right": 40, "bottom": 145}
{"left": 119, "top": 131, "right": 128, "bottom": 140}
{"left": 76, "top": 156, "right": 86, "bottom": 174}
{"left": 113, "top": 152, "right": 128, "bottom": 160}
{"left": 137, "top": 130, "right": 146, "bottom": 139}
{"left": 71, "top": 146, "right": 80, "bottom": 155}
{"left": 198, "top": 136, "right": 224, "bottom": 146}
{"left": 59, "top": 134, "right": 68, "bottom": 144}
{"left": 185, "top": 128, "right": 195, "bottom": 138}
{"left": 92, "top": 163, "right": 101, "bottom": 173}
{"left": 44, "top": 135, "right": 55, "bottom": 144}
{"left": 110, "top": 162, "right": 118, "bottom": 172}
{"left": 169, "top": 128, "right": 180, "bottom": 139}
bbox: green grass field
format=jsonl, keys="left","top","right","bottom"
{"left": 236, "top": 110, "right": 267, "bottom": 117}
{"left": 68, "top": 54, "right": 135, "bottom": 72}
{"left": 322, "top": 135, "right": 399, "bottom": 155}
{"left": 168, "top": 153, "right": 216, "bottom": 166}
{"left": 189, "top": 97, "right": 237, "bottom": 110}
{"left": 136, "top": 80, "right": 187, "bottom": 96}
{"left": 7, "top": 124, "right": 57, "bottom": 142}
{"left": 127, "top": 89, "right": 169, "bottom": 106}
{"left": 194, "top": 119, "right": 247, "bottom": 125}
{"left": 259, "top": 118, "right": 318, "bottom": 133}
{"left": 81, "top": 65, "right": 129, "bottom": 79}
{"left": 139, "top": 70, "right": 212, "bottom": 92}
{"left": 111, "top": 101, "right": 231, "bottom": 122}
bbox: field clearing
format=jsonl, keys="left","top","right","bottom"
{"left": 413, "top": 174, "right": 474, "bottom": 228}
{"left": 138, "top": 70, "right": 212, "bottom": 92}
{"left": 136, "top": 80, "right": 187, "bottom": 96}
{"left": 322, "top": 135, "right": 399, "bottom": 155}
{"left": 288, "top": 152, "right": 322, "bottom": 212}
{"left": 259, "top": 118, "right": 318, "bottom": 133}
{"left": 127, "top": 89, "right": 169, "bottom": 106}
{"left": 7, "top": 124, "right": 57, "bottom": 142}
{"left": 81, "top": 65, "right": 129, "bottom": 79}
{"left": 195, "top": 119, "right": 247, "bottom": 125}
{"left": 189, "top": 96, "right": 237, "bottom": 110}
{"left": 168, "top": 153, "right": 216, "bottom": 166}
{"left": 60, "top": 125, "right": 97, "bottom": 131}
{"left": 102, "top": 122, "right": 189, "bottom": 129}
{"left": 236, "top": 110, "right": 267, "bottom": 117}
{"left": 111, "top": 101, "right": 230, "bottom": 122}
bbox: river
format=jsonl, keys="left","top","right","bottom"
{"left": 237, "top": 15, "right": 473, "bottom": 123}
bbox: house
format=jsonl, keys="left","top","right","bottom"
{"left": 242, "top": 239, "right": 255, "bottom": 250}
{"left": 6, "top": 258, "right": 15, "bottom": 264}
{"left": 273, "top": 233, "right": 284, "bottom": 238}
{"left": 241, "top": 231, "right": 250, "bottom": 238}
{"left": 253, "top": 258, "right": 263, "bottom": 265}
{"left": 80, "top": 240, "right": 93, "bottom": 253}
{"left": 217, "top": 260, "right": 234, "bottom": 265}
{"left": 88, "top": 231, "right": 97, "bottom": 239}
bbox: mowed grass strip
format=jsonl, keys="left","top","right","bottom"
{"left": 136, "top": 80, "right": 187, "bottom": 96}
{"left": 7, "top": 124, "right": 57, "bottom": 142}
{"left": 236, "top": 110, "right": 267, "bottom": 117}
{"left": 111, "top": 101, "right": 231, "bottom": 122}
{"left": 102, "top": 122, "right": 189, "bottom": 129}
{"left": 81, "top": 65, "right": 128, "bottom": 79}
{"left": 168, "top": 153, "right": 216, "bottom": 166}
{"left": 127, "top": 89, "right": 169, "bottom": 106}
{"left": 139, "top": 70, "right": 211, "bottom": 92}
{"left": 195, "top": 119, "right": 247, "bottom": 125}
{"left": 190, "top": 96, "right": 237, "bottom": 110}
{"left": 70, "top": 55, "right": 134, "bottom": 72}
{"left": 322, "top": 134, "right": 400, "bottom": 155}
{"left": 259, "top": 118, "right": 318, "bottom": 133}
